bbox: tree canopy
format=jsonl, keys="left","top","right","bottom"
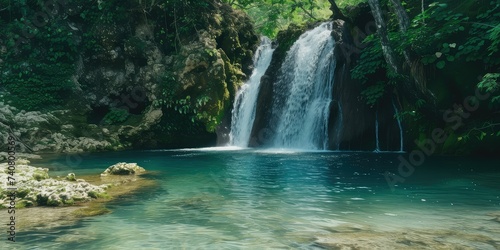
{"left": 223, "top": 0, "right": 364, "bottom": 37}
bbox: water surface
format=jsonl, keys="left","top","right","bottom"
{"left": 17, "top": 149, "right": 500, "bottom": 249}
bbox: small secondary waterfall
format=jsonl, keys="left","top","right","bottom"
{"left": 374, "top": 110, "right": 380, "bottom": 152}
{"left": 229, "top": 37, "right": 275, "bottom": 147}
{"left": 272, "top": 22, "right": 336, "bottom": 150}
{"left": 392, "top": 99, "right": 404, "bottom": 152}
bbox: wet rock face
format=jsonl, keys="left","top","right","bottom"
{"left": 329, "top": 19, "right": 402, "bottom": 151}
{"left": 167, "top": 5, "right": 258, "bottom": 137}
{"left": 0, "top": 103, "right": 115, "bottom": 153}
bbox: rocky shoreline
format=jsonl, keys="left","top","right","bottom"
{"left": 0, "top": 159, "right": 156, "bottom": 231}
{"left": 0, "top": 161, "right": 148, "bottom": 208}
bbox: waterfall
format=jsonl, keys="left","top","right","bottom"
{"left": 392, "top": 99, "right": 404, "bottom": 152}
{"left": 229, "top": 37, "right": 275, "bottom": 147}
{"left": 374, "top": 110, "right": 380, "bottom": 152}
{"left": 272, "top": 22, "right": 336, "bottom": 150}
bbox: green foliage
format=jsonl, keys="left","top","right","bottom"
{"left": 487, "top": 24, "right": 500, "bottom": 55}
{"left": 225, "top": 0, "right": 340, "bottom": 37}
{"left": 353, "top": 0, "right": 500, "bottom": 110}
{"left": 124, "top": 37, "right": 147, "bottom": 57}
{"left": 400, "top": 0, "right": 500, "bottom": 69}
{"left": 361, "top": 81, "right": 385, "bottom": 106}
{"left": 0, "top": 16, "right": 77, "bottom": 110}
{"left": 153, "top": 72, "right": 220, "bottom": 132}
{"left": 351, "top": 36, "right": 384, "bottom": 83}
{"left": 102, "top": 109, "right": 130, "bottom": 125}
{"left": 477, "top": 73, "right": 500, "bottom": 109}
{"left": 151, "top": 0, "right": 214, "bottom": 52}
{"left": 457, "top": 122, "right": 500, "bottom": 143}
{"left": 395, "top": 109, "right": 423, "bottom": 124}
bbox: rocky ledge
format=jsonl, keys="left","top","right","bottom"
{"left": 0, "top": 160, "right": 146, "bottom": 208}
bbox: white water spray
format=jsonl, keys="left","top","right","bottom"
{"left": 229, "top": 37, "right": 275, "bottom": 147}
{"left": 272, "top": 22, "right": 336, "bottom": 150}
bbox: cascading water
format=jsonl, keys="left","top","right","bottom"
{"left": 272, "top": 22, "right": 336, "bottom": 150}
{"left": 229, "top": 37, "right": 275, "bottom": 147}
{"left": 392, "top": 99, "right": 404, "bottom": 152}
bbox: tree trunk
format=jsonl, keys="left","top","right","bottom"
{"left": 367, "top": 0, "right": 438, "bottom": 118}
{"left": 328, "top": 0, "right": 348, "bottom": 21}
{"left": 367, "top": 0, "right": 401, "bottom": 74}
{"left": 389, "top": 0, "right": 413, "bottom": 67}
{"left": 389, "top": 0, "right": 410, "bottom": 32}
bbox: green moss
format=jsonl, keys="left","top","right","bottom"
{"left": 63, "top": 199, "right": 75, "bottom": 205}
{"left": 73, "top": 195, "right": 87, "bottom": 201}
{"left": 102, "top": 108, "right": 130, "bottom": 125}
{"left": 274, "top": 24, "right": 307, "bottom": 64}
{"left": 46, "top": 198, "right": 61, "bottom": 207}
{"left": 72, "top": 204, "right": 112, "bottom": 218}
{"left": 124, "top": 37, "right": 147, "bottom": 57}
{"left": 66, "top": 173, "right": 77, "bottom": 181}
{"left": 88, "top": 191, "right": 109, "bottom": 199}
{"left": 16, "top": 189, "right": 30, "bottom": 199}
{"left": 32, "top": 170, "right": 49, "bottom": 181}
{"left": 16, "top": 200, "right": 33, "bottom": 209}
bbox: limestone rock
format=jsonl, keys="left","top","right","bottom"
{"left": 0, "top": 163, "right": 107, "bottom": 208}
{"left": 66, "top": 173, "right": 77, "bottom": 181}
{"left": 100, "top": 162, "right": 146, "bottom": 176}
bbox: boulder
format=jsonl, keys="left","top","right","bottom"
{"left": 66, "top": 173, "right": 77, "bottom": 181}
{"left": 100, "top": 162, "right": 146, "bottom": 176}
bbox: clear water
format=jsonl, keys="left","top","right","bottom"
{"left": 13, "top": 149, "right": 500, "bottom": 249}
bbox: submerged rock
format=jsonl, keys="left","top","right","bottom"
{"left": 100, "top": 162, "right": 146, "bottom": 176}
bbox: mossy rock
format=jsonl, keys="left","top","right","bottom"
{"left": 66, "top": 173, "right": 77, "bottom": 181}
{"left": 46, "top": 198, "right": 62, "bottom": 207}
{"left": 124, "top": 37, "right": 147, "bottom": 58}
{"left": 33, "top": 170, "right": 49, "bottom": 181}
{"left": 72, "top": 204, "right": 111, "bottom": 218}
{"left": 16, "top": 200, "right": 34, "bottom": 209}
{"left": 63, "top": 199, "right": 75, "bottom": 205}
{"left": 16, "top": 159, "right": 31, "bottom": 165}
{"left": 35, "top": 194, "right": 48, "bottom": 205}
{"left": 101, "top": 162, "right": 146, "bottom": 176}
{"left": 273, "top": 23, "right": 308, "bottom": 66}
{"left": 17, "top": 188, "right": 30, "bottom": 199}
{"left": 72, "top": 195, "right": 87, "bottom": 201}
{"left": 88, "top": 190, "right": 108, "bottom": 199}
